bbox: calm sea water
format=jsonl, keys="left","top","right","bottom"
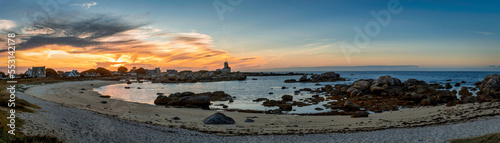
{"left": 94, "top": 71, "right": 499, "bottom": 113}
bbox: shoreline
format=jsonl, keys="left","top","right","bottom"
{"left": 24, "top": 80, "right": 500, "bottom": 135}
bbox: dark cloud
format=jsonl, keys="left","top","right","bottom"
{"left": 9, "top": 13, "right": 146, "bottom": 52}
{"left": 21, "top": 36, "right": 99, "bottom": 48}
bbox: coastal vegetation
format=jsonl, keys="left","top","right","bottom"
{"left": 450, "top": 133, "right": 500, "bottom": 143}
{"left": 0, "top": 78, "right": 63, "bottom": 142}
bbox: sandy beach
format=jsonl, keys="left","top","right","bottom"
{"left": 22, "top": 80, "right": 500, "bottom": 136}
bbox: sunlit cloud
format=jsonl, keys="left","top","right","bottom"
{"left": 0, "top": 19, "right": 16, "bottom": 30}
{"left": 72, "top": 2, "right": 97, "bottom": 9}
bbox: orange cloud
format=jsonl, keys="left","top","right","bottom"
{"left": 0, "top": 15, "right": 264, "bottom": 72}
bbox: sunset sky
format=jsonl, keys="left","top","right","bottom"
{"left": 1, "top": 0, "right": 499, "bottom": 72}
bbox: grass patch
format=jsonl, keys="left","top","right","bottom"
{"left": 450, "top": 133, "right": 500, "bottom": 143}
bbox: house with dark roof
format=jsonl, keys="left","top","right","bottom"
{"left": 62, "top": 70, "right": 80, "bottom": 77}
{"left": 146, "top": 67, "right": 161, "bottom": 78}
{"left": 25, "top": 66, "right": 46, "bottom": 78}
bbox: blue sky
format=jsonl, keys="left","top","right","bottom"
{"left": 0, "top": 0, "right": 499, "bottom": 71}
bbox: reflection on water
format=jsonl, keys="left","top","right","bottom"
{"left": 94, "top": 71, "right": 498, "bottom": 114}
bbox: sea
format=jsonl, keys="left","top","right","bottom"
{"left": 94, "top": 71, "right": 500, "bottom": 114}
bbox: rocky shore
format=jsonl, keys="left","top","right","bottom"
{"left": 151, "top": 72, "right": 246, "bottom": 83}
{"left": 242, "top": 72, "right": 307, "bottom": 76}
{"left": 284, "top": 72, "right": 346, "bottom": 83}
{"left": 262, "top": 74, "right": 500, "bottom": 116}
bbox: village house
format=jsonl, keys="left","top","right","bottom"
{"left": 25, "top": 66, "right": 46, "bottom": 78}
{"left": 129, "top": 67, "right": 137, "bottom": 76}
{"left": 82, "top": 72, "right": 101, "bottom": 77}
{"left": 62, "top": 70, "right": 80, "bottom": 77}
{"left": 166, "top": 69, "right": 178, "bottom": 77}
{"left": 146, "top": 67, "right": 161, "bottom": 78}
{"left": 111, "top": 71, "right": 121, "bottom": 76}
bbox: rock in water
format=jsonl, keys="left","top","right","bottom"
{"left": 351, "top": 111, "right": 369, "bottom": 118}
{"left": 445, "top": 83, "right": 452, "bottom": 89}
{"left": 203, "top": 113, "right": 235, "bottom": 124}
{"left": 284, "top": 79, "right": 297, "bottom": 83}
{"left": 281, "top": 95, "right": 293, "bottom": 101}
{"left": 299, "top": 75, "right": 309, "bottom": 82}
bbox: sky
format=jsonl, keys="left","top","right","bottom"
{"left": 0, "top": 0, "right": 499, "bottom": 72}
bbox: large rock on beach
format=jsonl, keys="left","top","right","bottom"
{"left": 476, "top": 74, "right": 500, "bottom": 102}
{"left": 203, "top": 113, "right": 235, "bottom": 124}
{"left": 167, "top": 96, "right": 211, "bottom": 109}
{"left": 154, "top": 95, "right": 173, "bottom": 105}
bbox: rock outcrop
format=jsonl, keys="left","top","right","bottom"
{"left": 284, "top": 72, "right": 346, "bottom": 83}
{"left": 476, "top": 74, "right": 500, "bottom": 102}
{"left": 154, "top": 91, "right": 232, "bottom": 109}
{"left": 152, "top": 72, "right": 247, "bottom": 83}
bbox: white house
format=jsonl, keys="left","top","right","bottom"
{"left": 129, "top": 67, "right": 137, "bottom": 76}
{"left": 83, "top": 72, "right": 100, "bottom": 77}
{"left": 25, "top": 66, "right": 46, "bottom": 78}
{"left": 62, "top": 70, "right": 80, "bottom": 77}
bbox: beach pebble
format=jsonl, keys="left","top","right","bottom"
{"left": 203, "top": 113, "right": 235, "bottom": 124}
{"left": 100, "top": 101, "right": 107, "bottom": 104}
{"left": 172, "top": 117, "right": 181, "bottom": 120}
{"left": 351, "top": 111, "right": 369, "bottom": 118}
